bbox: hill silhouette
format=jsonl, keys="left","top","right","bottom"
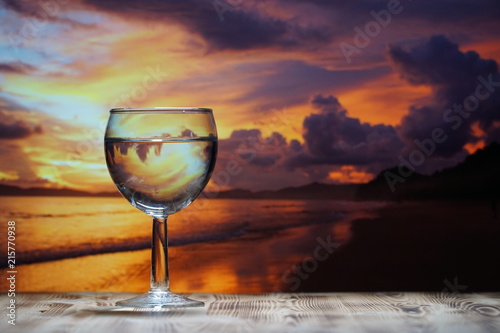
{"left": 0, "top": 184, "right": 119, "bottom": 197}
{"left": 215, "top": 183, "right": 359, "bottom": 200}
{"left": 356, "top": 142, "right": 500, "bottom": 201}
{"left": 0, "top": 181, "right": 358, "bottom": 200}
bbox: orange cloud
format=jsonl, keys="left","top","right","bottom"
{"left": 337, "top": 72, "right": 432, "bottom": 126}
{"left": 327, "top": 166, "right": 374, "bottom": 184}
{"left": 462, "top": 40, "right": 500, "bottom": 64}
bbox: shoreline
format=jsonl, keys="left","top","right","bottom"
{"left": 1, "top": 198, "right": 384, "bottom": 268}
{"left": 0, "top": 204, "right": 373, "bottom": 293}
{"left": 7, "top": 199, "right": 496, "bottom": 293}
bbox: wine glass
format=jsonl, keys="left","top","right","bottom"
{"left": 104, "top": 107, "right": 217, "bottom": 308}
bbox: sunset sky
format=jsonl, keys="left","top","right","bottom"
{"left": 1, "top": 0, "right": 500, "bottom": 192}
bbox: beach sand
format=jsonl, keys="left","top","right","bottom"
{"left": 294, "top": 200, "right": 500, "bottom": 292}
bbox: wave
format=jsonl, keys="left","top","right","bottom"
{"left": 6, "top": 210, "right": 136, "bottom": 219}
{"left": 0, "top": 211, "right": 355, "bottom": 267}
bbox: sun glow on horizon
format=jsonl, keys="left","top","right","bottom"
{"left": 1, "top": 1, "right": 500, "bottom": 191}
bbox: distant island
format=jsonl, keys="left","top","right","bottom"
{"left": 0, "top": 184, "right": 121, "bottom": 197}
{"left": 213, "top": 182, "right": 359, "bottom": 200}
{"left": 0, "top": 182, "right": 360, "bottom": 200}
{"left": 1, "top": 142, "right": 499, "bottom": 201}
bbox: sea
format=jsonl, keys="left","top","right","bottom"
{"left": 0, "top": 196, "right": 386, "bottom": 293}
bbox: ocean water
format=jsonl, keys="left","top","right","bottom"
{"left": 0, "top": 196, "right": 386, "bottom": 293}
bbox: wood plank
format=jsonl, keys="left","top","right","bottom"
{"left": 0, "top": 293, "right": 499, "bottom": 333}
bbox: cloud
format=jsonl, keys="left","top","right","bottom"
{"left": 0, "top": 94, "right": 29, "bottom": 112}
{"left": 0, "top": 110, "right": 43, "bottom": 139}
{"left": 0, "top": 100, "right": 113, "bottom": 190}
{"left": 389, "top": 35, "right": 497, "bottom": 87}
{"left": 211, "top": 129, "right": 310, "bottom": 190}
{"left": 0, "top": 141, "right": 48, "bottom": 187}
{"left": 395, "top": 0, "right": 500, "bottom": 30}
{"left": 389, "top": 35, "right": 500, "bottom": 157}
{"left": 212, "top": 97, "right": 405, "bottom": 189}
{"left": 75, "top": 0, "right": 331, "bottom": 52}
{"left": 220, "top": 129, "right": 296, "bottom": 168}
{"left": 286, "top": 94, "right": 404, "bottom": 169}
{"left": 193, "top": 6, "right": 288, "bottom": 50}
{"left": 1, "top": 0, "right": 92, "bottom": 28}
{"left": 1, "top": 0, "right": 40, "bottom": 16}
{"left": 230, "top": 60, "right": 390, "bottom": 109}
{"left": 289, "top": 0, "right": 500, "bottom": 30}
{"left": 0, "top": 61, "right": 35, "bottom": 74}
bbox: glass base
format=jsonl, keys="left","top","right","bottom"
{"left": 115, "top": 291, "right": 204, "bottom": 308}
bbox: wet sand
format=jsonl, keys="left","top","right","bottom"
{"left": 0, "top": 210, "right": 376, "bottom": 293}
{"left": 8, "top": 200, "right": 494, "bottom": 293}
{"left": 294, "top": 200, "right": 500, "bottom": 292}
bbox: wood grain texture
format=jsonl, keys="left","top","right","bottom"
{"left": 1, "top": 292, "right": 499, "bottom": 333}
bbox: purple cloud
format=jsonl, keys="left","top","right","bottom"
{"left": 389, "top": 35, "right": 500, "bottom": 157}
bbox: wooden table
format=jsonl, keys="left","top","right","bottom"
{"left": 1, "top": 292, "right": 499, "bottom": 332}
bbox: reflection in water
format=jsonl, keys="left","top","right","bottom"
{"left": 0, "top": 197, "right": 386, "bottom": 293}
{"left": 105, "top": 129, "right": 194, "bottom": 164}
{"left": 105, "top": 138, "right": 217, "bottom": 216}
{"left": 111, "top": 141, "right": 163, "bottom": 163}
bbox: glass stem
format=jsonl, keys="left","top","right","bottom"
{"left": 150, "top": 216, "right": 170, "bottom": 292}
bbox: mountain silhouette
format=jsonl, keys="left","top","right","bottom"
{"left": 356, "top": 142, "right": 500, "bottom": 201}
{"left": 215, "top": 182, "right": 359, "bottom": 200}
{"left": 0, "top": 184, "right": 119, "bottom": 197}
